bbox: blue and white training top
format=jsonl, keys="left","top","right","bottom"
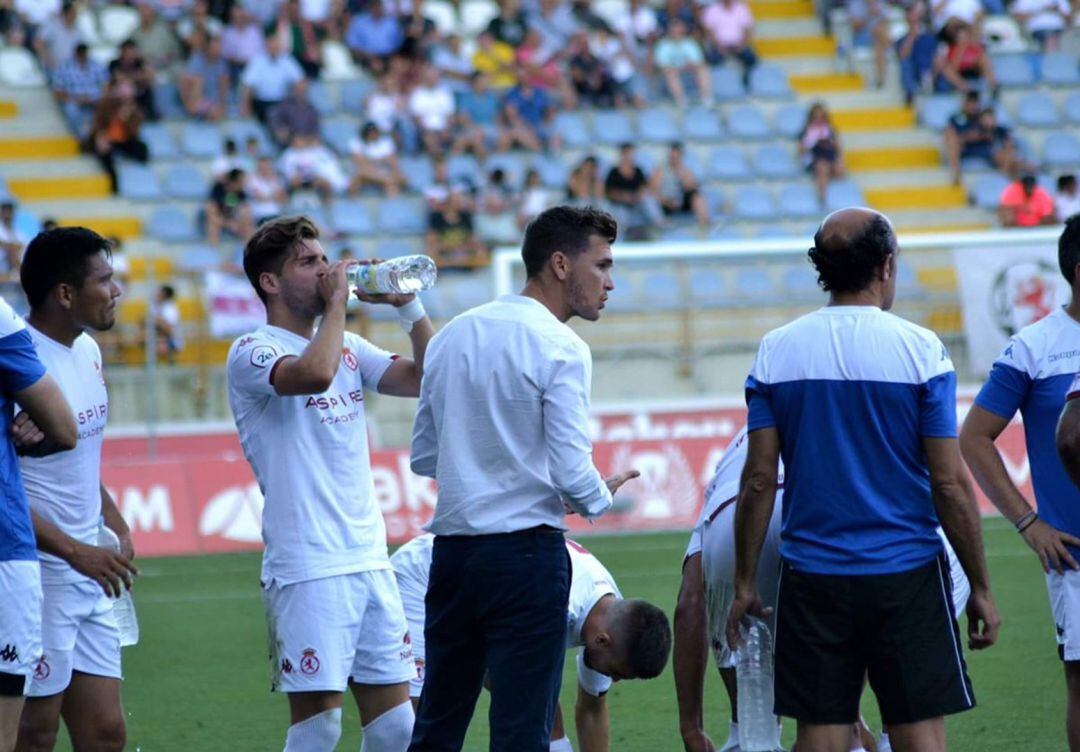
{"left": 974, "top": 306, "right": 1080, "bottom": 547}
{"left": 0, "top": 296, "right": 46, "bottom": 562}
{"left": 745, "top": 306, "right": 955, "bottom": 575}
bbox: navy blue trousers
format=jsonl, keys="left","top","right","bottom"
{"left": 408, "top": 528, "right": 571, "bottom": 752}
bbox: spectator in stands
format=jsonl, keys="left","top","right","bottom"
{"left": 91, "top": 79, "right": 150, "bottom": 193}
{"left": 593, "top": 25, "right": 646, "bottom": 109}
{"left": 246, "top": 156, "right": 287, "bottom": 225}
{"left": 151, "top": 284, "right": 183, "bottom": 361}
{"left": 131, "top": 2, "right": 182, "bottom": 69}
{"left": 619, "top": 0, "right": 661, "bottom": 50}
{"left": 269, "top": 0, "right": 322, "bottom": 77}
{"left": 798, "top": 102, "right": 845, "bottom": 205}
{"left": 409, "top": 64, "right": 456, "bottom": 155}
{"left": 348, "top": 121, "right": 406, "bottom": 196}
{"left": 475, "top": 168, "right": 519, "bottom": 245}
{"left": 39, "top": 217, "right": 58, "bottom": 232}
{"left": 346, "top": 0, "right": 404, "bottom": 74}
{"left": 400, "top": 3, "right": 439, "bottom": 61}
{"left": 1011, "top": 0, "right": 1072, "bottom": 51}
{"left": 655, "top": 19, "right": 713, "bottom": 108}
{"left": 431, "top": 34, "right": 475, "bottom": 93}
{"left": 658, "top": 142, "right": 709, "bottom": 227}
{"left": 999, "top": 173, "right": 1057, "bottom": 227}
{"left": 109, "top": 40, "right": 157, "bottom": 120}
{"left": 530, "top": 0, "right": 579, "bottom": 54}
{"left": 702, "top": 0, "right": 758, "bottom": 85}
{"left": 151, "top": 0, "right": 196, "bottom": 24}
{"left": 269, "top": 78, "right": 321, "bottom": 148}
{"left": 293, "top": 0, "right": 335, "bottom": 36}
{"left": 657, "top": 0, "right": 698, "bottom": 34}
{"left": 503, "top": 79, "right": 556, "bottom": 151}
{"left": 279, "top": 133, "right": 349, "bottom": 199}
{"left": 568, "top": 31, "right": 615, "bottom": 108}
{"left": 1057, "top": 174, "right": 1080, "bottom": 221}
{"left": 931, "top": 0, "right": 985, "bottom": 31}
{"left": 487, "top": 0, "right": 528, "bottom": 46}
{"left": 848, "top": 0, "right": 890, "bottom": 88}
{"left": 424, "top": 156, "right": 469, "bottom": 214}
{"left": 221, "top": 5, "right": 266, "bottom": 80}
{"left": 518, "top": 167, "right": 553, "bottom": 229}
{"left": 206, "top": 167, "right": 256, "bottom": 246}
{"left": 605, "top": 142, "right": 664, "bottom": 238}
{"left": 472, "top": 30, "right": 517, "bottom": 91}
{"left": 425, "top": 191, "right": 487, "bottom": 269}
{"left": 106, "top": 235, "right": 131, "bottom": 292}
{"left": 896, "top": 1, "right": 938, "bottom": 105}
{"left": 33, "top": 0, "right": 79, "bottom": 73}
{"left": 52, "top": 42, "right": 108, "bottom": 141}
{"left": 567, "top": 155, "right": 605, "bottom": 203}
{"left": 934, "top": 21, "right": 996, "bottom": 93}
{"left": 365, "top": 72, "right": 417, "bottom": 151}
{"left": 945, "top": 93, "right": 1020, "bottom": 185}
{"left": 0, "top": 201, "right": 25, "bottom": 279}
{"left": 452, "top": 72, "right": 500, "bottom": 159}
{"left": 516, "top": 29, "right": 575, "bottom": 108}
{"left": 179, "top": 31, "right": 230, "bottom": 121}
{"left": 211, "top": 137, "right": 253, "bottom": 178}
{"left": 240, "top": 31, "right": 304, "bottom": 123}
{"left": 177, "top": 0, "right": 224, "bottom": 51}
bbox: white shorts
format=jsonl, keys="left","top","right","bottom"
{"left": 1048, "top": 568, "right": 1080, "bottom": 662}
{"left": 264, "top": 570, "right": 417, "bottom": 693}
{"left": 394, "top": 573, "right": 428, "bottom": 699}
{"left": 29, "top": 579, "right": 122, "bottom": 697}
{"left": 700, "top": 497, "right": 783, "bottom": 670}
{"left": 0, "top": 560, "right": 42, "bottom": 696}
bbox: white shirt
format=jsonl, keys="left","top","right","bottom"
{"left": 366, "top": 91, "right": 402, "bottom": 133}
{"left": 240, "top": 52, "right": 304, "bottom": 102}
{"left": 1012, "top": 0, "right": 1069, "bottom": 32}
{"left": 349, "top": 135, "right": 396, "bottom": 161}
{"left": 933, "top": 0, "right": 981, "bottom": 27}
{"left": 226, "top": 325, "right": 396, "bottom": 585}
{"left": 19, "top": 327, "right": 108, "bottom": 585}
{"left": 411, "top": 295, "right": 612, "bottom": 535}
{"left": 246, "top": 171, "right": 285, "bottom": 219}
{"left": 279, "top": 143, "right": 348, "bottom": 193}
{"left": 300, "top": 0, "right": 333, "bottom": 21}
{"left": 155, "top": 299, "right": 183, "bottom": 350}
{"left": 15, "top": 0, "right": 60, "bottom": 25}
{"left": 408, "top": 84, "right": 455, "bottom": 132}
{"left": 1056, "top": 190, "right": 1080, "bottom": 221}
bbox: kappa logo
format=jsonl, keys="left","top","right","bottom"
{"left": 300, "top": 648, "right": 320, "bottom": 675}
{"left": 342, "top": 348, "right": 359, "bottom": 372}
{"left": 250, "top": 345, "right": 278, "bottom": 368}
{"left": 281, "top": 658, "right": 294, "bottom": 675}
{"left": 33, "top": 657, "right": 49, "bottom": 681}
{"left": 0, "top": 644, "right": 17, "bottom": 662}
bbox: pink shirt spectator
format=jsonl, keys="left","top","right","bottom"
{"left": 702, "top": 1, "right": 755, "bottom": 48}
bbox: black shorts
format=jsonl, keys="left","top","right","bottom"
{"left": 774, "top": 552, "right": 975, "bottom": 726}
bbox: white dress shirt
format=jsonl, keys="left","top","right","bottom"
{"left": 411, "top": 295, "right": 612, "bottom": 535}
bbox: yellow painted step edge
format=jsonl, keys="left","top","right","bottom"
{"left": 0, "top": 136, "right": 80, "bottom": 160}
{"left": 790, "top": 73, "right": 865, "bottom": 93}
{"left": 57, "top": 217, "right": 141, "bottom": 240}
{"left": 847, "top": 147, "right": 941, "bottom": 171}
{"left": 865, "top": 185, "right": 967, "bottom": 210}
{"left": 7, "top": 175, "right": 111, "bottom": 201}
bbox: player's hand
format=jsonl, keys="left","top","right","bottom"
{"left": 317, "top": 260, "right": 352, "bottom": 310}
{"left": 10, "top": 410, "right": 44, "bottom": 452}
{"left": 725, "top": 586, "right": 772, "bottom": 651}
{"left": 605, "top": 469, "right": 640, "bottom": 495}
{"left": 965, "top": 587, "right": 1001, "bottom": 650}
{"left": 351, "top": 259, "right": 417, "bottom": 308}
{"left": 1020, "top": 518, "right": 1080, "bottom": 574}
{"left": 69, "top": 542, "right": 139, "bottom": 598}
{"left": 116, "top": 530, "right": 136, "bottom": 561}
{"left": 681, "top": 730, "right": 717, "bottom": 752}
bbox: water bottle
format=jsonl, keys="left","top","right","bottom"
{"left": 736, "top": 617, "right": 779, "bottom": 751}
{"left": 98, "top": 520, "right": 139, "bottom": 647}
{"left": 346, "top": 255, "right": 437, "bottom": 295}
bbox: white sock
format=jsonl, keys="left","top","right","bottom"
{"left": 360, "top": 700, "right": 414, "bottom": 752}
{"left": 284, "top": 708, "right": 342, "bottom": 752}
{"left": 729, "top": 721, "right": 739, "bottom": 742}
{"left": 878, "top": 732, "right": 892, "bottom": 752}
{"left": 549, "top": 737, "right": 574, "bottom": 752}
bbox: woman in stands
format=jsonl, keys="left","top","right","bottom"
{"left": 798, "top": 102, "right": 845, "bottom": 206}
{"left": 934, "top": 21, "right": 997, "bottom": 94}
{"left": 566, "top": 156, "right": 606, "bottom": 204}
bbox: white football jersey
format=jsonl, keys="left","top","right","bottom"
{"left": 227, "top": 325, "right": 396, "bottom": 586}
{"left": 19, "top": 326, "right": 108, "bottom": 584}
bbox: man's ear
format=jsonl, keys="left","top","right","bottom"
{"left": 550, "top": 250, "right": 571, "bottom": 281}
{"left": 594, "top": 631, "right": 614, "bottom": 649}
{"left": 259, "top": 271, "right": 280, "bottom": 299}
{"left": 55, "top": 282, "right": 75, "bottom": 311}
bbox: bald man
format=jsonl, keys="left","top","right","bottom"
{"left": 727, "top": 208, "right": 1001, "bottom": 752}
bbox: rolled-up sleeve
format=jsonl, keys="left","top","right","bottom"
{"left": 410, "top": 372, "right": 438, "bottom": 479}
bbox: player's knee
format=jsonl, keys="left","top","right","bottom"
{"left": 86, "top": 714, "right": 126, "bottom": 752}
{"left": 284, "top": 708, "right": 342, "bottom": 752}
{"left": 16, "top": 717, "right": 60, "bottom": 752}
{"left": 359, "top": 700, "right": 414, "bottom": 752}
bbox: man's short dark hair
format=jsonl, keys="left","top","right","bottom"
{"left": 1059, "top": 215, "right": 1080, "bottom": 285}
{"left": 618, "top": 600, "right": 672, "bottom": 680}
{"left": 160, "top": 284, "right": 176, "bottom": 300}
{"left": 20, "top": 227, "right": 111, "bottom": 310}
{"left": 520, "top": 206, "right": 617, "bottom": 279}
{"left": 808, "top": 214, "right": 896, "bottom": 294}
{"left": 964, "top": 90, "right": 980, "bottom": 105}
{"left": 1058, "top": 174, "right": 1077, "bottom": 193}
{"left": 243, "top": 215, "right": 320, "bottom": 303}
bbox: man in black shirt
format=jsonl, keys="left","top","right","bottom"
{"left": 604, "top": 143, "right": 664, "bottom": 239}
{"left": 205, "top": 168, "right": 255, "bottom": 247}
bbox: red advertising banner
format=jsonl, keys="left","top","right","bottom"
{"left": 101, "top": 399, "right": 1034, "bottom": 558}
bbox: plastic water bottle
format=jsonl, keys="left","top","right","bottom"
{"left": 736, "top": 617, "right": 779, "bottom": 751}
{"left": 98, "top": 520, "right": 139, "bottom": 647}
{"left": 346, "top": 255, "right": 437, "bottom": 295}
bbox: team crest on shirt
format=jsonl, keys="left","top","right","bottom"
{"left": 250, "top": 345, "right": 277, "bottom": 368}
{"left": 342, "top": 348, "right": 359, "bottom": 372}
{"left": 300, "top": 648, "right": 320, "bottom": 675}
{"left": 32, "top": 657, "right": 49, "bottom": 681}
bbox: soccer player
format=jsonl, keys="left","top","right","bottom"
{"left": 1058, "top": 373, "right": 1080, "bottom": 490}
{"left": 13, "top": 227, "right": 136, "bottom": 752}
{"left": 962, "top": 215, "right": 1080, "bottom": 750}
{"left": 227, "top": 215, "right": 433, "bottom": 752}
{"left": 729, "top": 208, "right": 999, "bottom": 752}
{"left": 0, "top": 292, "right": 77, "bottom": 752}
{"left": 391, "top": 533, "right": 672, "bottom": 752}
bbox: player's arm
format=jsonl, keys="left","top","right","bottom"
{"left": 101, "top": 483, "right": 134, "bottom": 560}
{"left": 574, "top": 684, "right": 610, "bottom": 752}
{"left": 12, "top": 375, "right": 77, "bottom": 454}
{"left": 726, "top": 427, "right": 779, "bottom": 650}
{"left": 1056, "top": 398, "right": 1080, "bottom": 491}
{"left": 961, "top": 404, "right": 1080, "bottom": 572}
{"left": 375, "top": 300, "right": 434, "bottom": 398}
{"left": 30, "top": 509, "right": 137, "bottom": 598}
{"left": 673, "top": 553, "right": 715, "bottom": 752}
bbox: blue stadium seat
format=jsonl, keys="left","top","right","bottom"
{"left": 116, "top": 163, "right": 162, "bottom": 201}
{"left": 485, "top": 153, "right": 527, "bottom": 186}
{"left": 181, "top": 123, "right": 223, "bottom": 158}
{"left": 824, "top": 180, "right": 865, "bottom": 213}
{"left": 1040, "top": 51, "right": 1080, "bottom": 86}
{"left": 148, "top": 207, "right": 198, "bottom": 243}
{"left": 153, "top": 82, "right": 185, "bottom": 119}
{"left": 681, "top": 106, "right": 724, "bottom": 141}
{"left": 689, "top": 269, "right": 726, "bottom": 307}
{"left": 377, "top": 197, "right": 426, "bottom": 235}
{"left": 339, "top": 79, "right": 376, "bottom": 116}
{"left": 781, "top": 264, "right": 820, "bottom": 300}
{"left": 896, "top": 261, "right": 921, "bottom": 298}
{"left": 228, "top": 121, "right": 274, "bottom": 156}
{"left": 702, "top": 187, "right": 727, "bottom": 216}
{"left": 754, "top": 226, "right": 795, "bottom": 239}
{"left": 163, "top": 164, "right": 206, "bottom": 200}
{"left": 992, "top": 54, "right": 1035, "bottom": 87}
{"left": 307, "top": 80, "right": 335, "bottom": 116}
{"left": 733, "top": 267, "right": 774, "bottom": 298}
{"left": 1066, "top": 92, "right": 1080, "bottom": 125}
{"left": 749, "top": 64, "right": 792, "bottom": 99}
{"left": 447, "top": 274, "right": 493, "bottom": 312}
{"left": 919, "top": 95, "right": 959, "bottom": 130}
{"left": 330, "top": 199, "right": 375, "bottom": 236}
{"left": 377, "top": 237, "right": 423, "bottom": 258}
{"left": 553, "top": 112, "right": 591, "bottom": 149}
{"left": 773, "top": 103, "right": 808, "bottom": 139}
{"left": 754, "top": 145, "right": 798, "bottom": 178}
{"left": 321, "top": 120, "right": 356, "bottom": 155}
{"left": 592, "top": 111, "right": 636, "bottom": 146}
{"left": 1016, "top": 92, "right": 1060, "bottom": 128}
{"left": 638, "top": 108, "right": 680, "bottom": 143}
{"left": 140, "top": 123, "right": 179, "bottom": 160}
{"left": 708, "top": 225, "right": 743, "bottom": 240}
{"left": 732, "top": 186, "right": 776, "bottom": 220}
{"left": 532, "top": 155, "right": 569, "bottom": 188}
{"left": 447, "top": 153, "right": 481, "bottom": 187}
{"left": 598, "top": 274, "right": 636, "bottom": 312}
{"left": 709, "top": 147, "right": 750, "bottom": 180}
{"left": 710, "top": 66, "right": 745, "bottom": 101}
{"left": 971, "top": 173, "right": 1010, "bottom": 209}
{"left": 178, "top": 245, "right": 220, "bottom": 272}
{"left": 659, "top": 226, "right": 700, "bottom": 241}
{"left": 778, "top": 184, "right": 820, "bottom": 218}
{"left": 398, "top": 155, "right": 435, "bottom": 192}
{"left": 1043, "top": 131, "right": 1080, "bottom": 168}
{"left": 726, "top": 104, "right": 771, "bottom": 140}
{"left": 642, "top": 272, "right": 683, "bottom": 310}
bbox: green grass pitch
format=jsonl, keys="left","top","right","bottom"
{"left": 53, "top": 517, "right": 1064, "bottom": 750}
